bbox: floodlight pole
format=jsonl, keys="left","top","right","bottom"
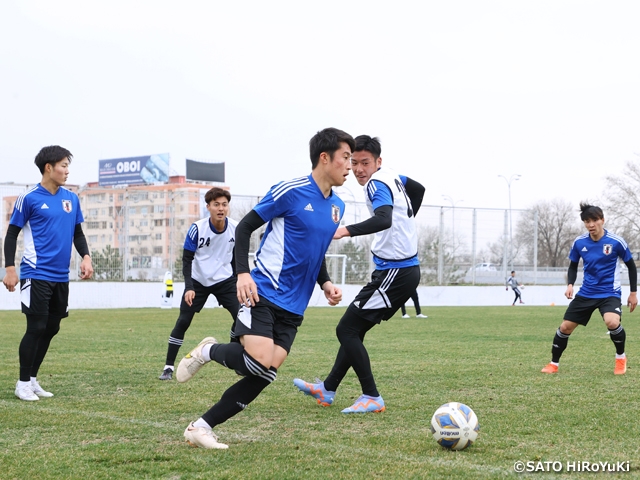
{"left": 441, "top": 195, "right": 463, "bottom": 241}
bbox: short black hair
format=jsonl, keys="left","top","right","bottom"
{"left": 511, "top": 271, "right": 515, "bottom": 274}
{"left": 309, "top": 128, "right": 355, "bottom": 169}
{"left": 205, "top": 187, "right": 231, "bottom": 204}
{"left": 579, "top": 202, "right": 604, "bottom": 222}
{"left": 34, "top": 146, "right": 73, "bottom": 174}
{"left": 354, "top": 135, "right": 382, "bottom": 159}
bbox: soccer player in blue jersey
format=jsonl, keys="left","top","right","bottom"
{"left": 294, "top": 135, "right": 425, "bottom": 413}
{"left": 2, "top": 146, "right": 93, "bottom": 401}
{"left": 158, "top": 187, "right": 240, "bottom": 381}
{"left": 174, "top": 127, "right": 354, "bottom": 448}
{"left": 541, "top": 203, "right": 637, "bottom": 375}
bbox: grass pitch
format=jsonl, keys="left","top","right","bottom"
{"left": 1, "top": 306, "right": 639, "bottom": 479}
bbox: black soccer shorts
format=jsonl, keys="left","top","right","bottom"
{"left": 347, "top": 265, "right": 421, "bottom": 324}
{"left": 232, "top": 297, "right": 304, "bottom": 354}
{"left": 563, "top": 295, "right": 622, "bottom": 326}
{"left": 180, "top": 276, "right": 239, "bottom": 318}
{"left": 20, "top": 278, "right": 69, "bottom": 318}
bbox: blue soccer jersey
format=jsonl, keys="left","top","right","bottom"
{"left": 569, "top": 229, "right": 632, "bottom": 298}
{"left": 9, "top": 184, "right": 84, "bottom": 282}
{"left": 252, "top": 174, "right": 344, "bottom": 315}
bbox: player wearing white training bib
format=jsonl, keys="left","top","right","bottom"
{"left": 187, "top": 216, "right": 237, "bottom": 287}
{"left": 295, "top": 135, "right": 425, "bottom": 414}
{"left": 158, "top": 188, "right": 240, "bottom": 381}
{"left": 365, "top": 167, "right": 419, "bottom": 269}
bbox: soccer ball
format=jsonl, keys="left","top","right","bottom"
{"left": 430, "top": 402, "right": 479, "bottom": 450}
{"left": 520, "top": 285, "right": 525, "bottom": 289}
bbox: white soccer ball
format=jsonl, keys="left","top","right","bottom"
{"left": 520, "top": 285, "right": 525, "bottom": 289}
{"left": 430, "top": 402, "right": 479, "bottom": 450}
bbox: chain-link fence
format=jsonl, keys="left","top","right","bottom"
{"left": 3, "top": 185, "right": 574, "bottom": 286}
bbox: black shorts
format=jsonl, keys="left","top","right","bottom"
{"left": 563, "top": 295, "right": 622, "bottom": 326}
{"left": 20, "top": 278, "right": 69, "bottom": 318}
{"left": 232, "top": 297, "right": 304, "bottom": 354}
{"left": 181, "top": 277, "right": 239, "bottom": 318}
{"left": 348, "top": 265, "right": 421, "bottom": 324}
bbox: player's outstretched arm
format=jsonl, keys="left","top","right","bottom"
{"left": 341, "top": 205, "right": 393, "bottom": 238}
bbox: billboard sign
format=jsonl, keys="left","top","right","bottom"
{"left": 99, "top": 154, "right": 170, "bottom": 186}
{"left": 186, "top": 159, "right": 225, "bottom": 182}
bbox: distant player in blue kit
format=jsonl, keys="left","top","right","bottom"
{"left": 158, "top": 187, "right": 240, "bottom": 381}
{"left": 541, "top": 203, "right": 637, "bottom": 375}
{"left": 2, "top": 146, "right": 94, "bottom": 401}
{"left": 294, "top": 135, "right": 425, "bottom": 413}
{"left": 175, "top": 127, "right": 354, "bottom": 449}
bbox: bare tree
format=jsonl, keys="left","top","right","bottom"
{"left": 515, "top": 198, "right": 582, "bottom": 267}
{"left": 602, "top": 157, "right": 640, "bottom": 252}
{"left": 417, "top": 225, "right": 464, "bottom": 285}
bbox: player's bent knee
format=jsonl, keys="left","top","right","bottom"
{"left": 559, "top": 320, "right": 577, "bottom": 335}
{"left": 603, "top": 315, "right": 621, "bottom": 329}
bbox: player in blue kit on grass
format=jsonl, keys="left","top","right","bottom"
{"left": 158, "top": 187, "right": 240, "bottom": 381}
{"left": 175, "top": 127, "right": 354, "bottom": 449}
{"left": 541, "top": 203, "right": 637, "bottom": 375}
{"left": 294, "top": 135, "right": 425, "bottom": 414}
{"left": 3, "top": 146, "right": 93, "bottom": 401}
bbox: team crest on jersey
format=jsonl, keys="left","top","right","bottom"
{"left": 62, "top": 200, "right": 72, "bottom": 213}
{"left": 331, "top": 204, "right": 341, "bottom": 224}
{"left": 603, "top": 244, "right": 613, "bottom": 255}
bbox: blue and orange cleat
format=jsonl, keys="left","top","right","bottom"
{"left": 293, "top": 378, "right": 335, "bottom": 406}
{"left": 341, "top": 394, "right": 386, "bottom": 413}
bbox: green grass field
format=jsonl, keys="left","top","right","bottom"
{"left": 1, "top": 306, "right": 639, "bottom": 479}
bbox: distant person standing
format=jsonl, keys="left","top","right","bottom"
{"left": 506, "top": 271, "right": 524, "bottom": 305}
{"left": 158, "top": 187, "right": 240, "bottom": 381}
{"left": 541, "top": 203, "right": 637, "bottom": 375}
{"left": 401, "top": 289, "right": 427, "bottom": 318}
{"left": 2, "top": 146, "right": 93, "bottom": 401}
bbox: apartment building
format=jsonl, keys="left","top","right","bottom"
{"left": 2, "top": 177, "right": 225, "bottom": 281}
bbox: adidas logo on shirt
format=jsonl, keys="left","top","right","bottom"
{"left": 41, "top": 203, "right": 49, "bottom": 209}
{"left": 304, "top": 203, "right": 314, "bottom": 212}
{"left": 581, "top": 247, "right": 588, "bottom": 251}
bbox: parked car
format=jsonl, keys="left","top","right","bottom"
{"left": 469, "top": 263, "right": 498, "bottom": 272}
